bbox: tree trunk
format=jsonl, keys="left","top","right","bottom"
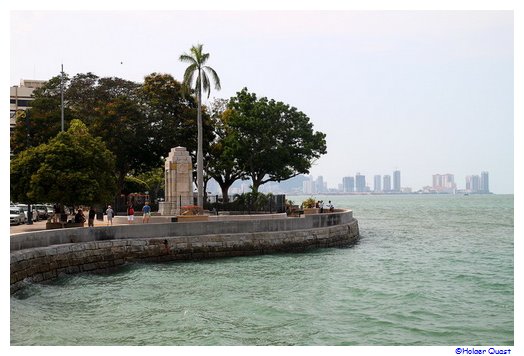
{"left": 220, "top": 183, "right": 232, "bottom": 203}
{"left": 196, "top": 85, "right": 203, "bottom": 211}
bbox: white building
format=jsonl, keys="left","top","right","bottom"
{"left": 10, "top": 80, "right": 46, "bottom": 126}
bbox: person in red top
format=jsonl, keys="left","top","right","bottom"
{"left": 127, "top": 204, "right": 135, "bottom": 224}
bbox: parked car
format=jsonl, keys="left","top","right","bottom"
{"left": 33, "top": 204, "right": 49, "bottom": 220}
{"left": 16, "top": 204, "right": 38, "bottom": 222}
{"left": 46, "top": 205, "right": 54, "bottom": 216}
{"left": 10, "top": 207, "right": 27, "bottom": 225}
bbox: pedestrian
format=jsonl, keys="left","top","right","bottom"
{"left": 319, "top": 200, "right": 324, "bottom": 213}
{"left": 88, "top": 207, "right": 96, "bottom": 227}
{"left": 127, "top": 204, "right": 135, "bottom": 224}
{"left": 142, "top": 201, "right": 151, "bottom": 223}
{"left": 327, "top": 200, "right": 335, "bottom": 212}
{"left": 74, "top": 209, "right": 86, "bottom": 224}
{"left": 106, "top": 205, "right": 114, "bottom": 226}
{"left": 53, "top": 203, "right": 60, "bottom": 223}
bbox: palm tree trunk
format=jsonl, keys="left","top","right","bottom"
{"left": 196, "top": 87, "right": 204, "bottom": 210}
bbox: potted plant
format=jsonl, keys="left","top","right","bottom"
{"left": 302, "top": 197, "right": 319, "bottom": 214}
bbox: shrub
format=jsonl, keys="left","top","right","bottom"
{"left": 302, "top": 197, "right": 316, "bottom": 208}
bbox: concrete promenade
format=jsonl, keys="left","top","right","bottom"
{"left": 10, "top": 213, "right": 289, "bottom": 235}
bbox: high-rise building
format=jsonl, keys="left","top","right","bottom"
{"left": 480, "top": 171, "right": 490, "bottom": 193}
{"left": 10, "top": 80, "right": 46, "bottom": 132}
{"left": 355, "top": 173, "right": 366, "bottom": 192}
{"left": 466, "top": 175, "right": 480, "bottom": 193}
{"left": 10, "top": 80, "right": 47, "bottom": 156}
{"left": 432, "top": 173, "right": 456, "bottom": 193}
{"left": 316, "top": 176, "right": 325, "bottom": 194}
{"left": 383, "top": 175, "right": 391, "bottom": 192}
{"left": 374, "top": 175, "right": 382, "bottom": 192}
{"left": 393, "top": 170, "right": 401, "bottom": 192}
{"left": 302, "top": 176, "right": 315, "bottom": 194}
{"left": 342, "top": 176, "right": 355, "bottom": 193}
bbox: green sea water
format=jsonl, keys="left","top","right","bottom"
{"left": 10, "top": 194, "right": 514, "bottom": 346}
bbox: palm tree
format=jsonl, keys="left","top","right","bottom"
{"left": 179, "top": 44, "right": 221, "bottom": 210}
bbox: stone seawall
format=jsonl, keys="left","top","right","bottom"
{"left": 10, "top": 210, "right": 359, "bottom": 294}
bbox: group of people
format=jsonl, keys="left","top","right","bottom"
{"left": 73, "top": 206, "right": 98, "bottom": 227}
{"left": 104, "top": 202, "right": 151, "bottom": 226}
{"left": 71, "top": 202, "right": 153, "bottom": 227}
{"left": 316, "top": 200, "right": 335, "bottom": 213}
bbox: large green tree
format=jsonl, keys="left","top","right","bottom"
{"left": 179, "top": 44, "right": 221, "bottom": 210}
{"left": 11, "top": 73, "right": 168, "bottom": 197}
{"left": 227, "top": 88, "right": 327, "bottom": 192}
{"left": 64, "top": 74, "right": 155, "bottom": 193}
{"left": 206, "top": 98, "right": 247, "bottom": 201}
{"left": 10, "top": 119, "right": 117, "bottom": 207}
{"left": 141, "top": 73, "right": 197, "bottom": 158}
{"left": 89, "top": 95, "right": 156, "bottom": 193}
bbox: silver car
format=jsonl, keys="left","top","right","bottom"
{"left": 10, "top": 207, "right": 27, "bottom": 225}
{"left": 33, "top": 204, "right": 49, "bottom": 220}
{"left": 16, "top": 205, "right": 38, "bottom": 222}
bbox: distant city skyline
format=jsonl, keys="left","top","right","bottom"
{"left": 207, "top": 169, "right": 492, "bottom": 196}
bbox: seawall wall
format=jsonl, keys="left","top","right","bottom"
{"left": 10, "top": 210, "right": 359, "bottom": 294}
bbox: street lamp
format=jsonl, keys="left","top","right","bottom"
{"left": 16, "top": 109, "right": 33, "bottom": 225}
{"left": 61, "top": 64, "right": 65, "bottom": 132}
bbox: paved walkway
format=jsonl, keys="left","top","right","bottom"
{"left": 9, "top": 216, "right": 147, "bottom": 235}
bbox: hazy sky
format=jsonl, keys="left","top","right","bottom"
{"left": 7, "top": 3, "right": 517, "bottom": 194}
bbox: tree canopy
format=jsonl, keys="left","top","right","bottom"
{"left": 10, "top": 70, "right": 328, "bottom": 206}
{"left": 10, "top": 119, "right": 117, "bottom": 206}
{"left": 206, "top": 98, "right": 247, "bottom": 201}
{"left": 226, "top": 88, "right": 327, "bottom": 192}
{"left": 10, "top": 72, "right": 210, "bottom": 198}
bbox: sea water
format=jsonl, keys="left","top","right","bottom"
{"left": 10, "top": 194, "right": 514, "bottom": 346}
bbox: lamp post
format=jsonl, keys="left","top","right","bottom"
{"left": 60, "top": 64, "right": 64, "bottom": 132}
{"left": 16, "top": 109, "right": 33, "bottom": 225}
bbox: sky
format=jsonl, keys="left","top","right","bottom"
{"left": 5, "top": 1, "right": 519, "bottom": 194}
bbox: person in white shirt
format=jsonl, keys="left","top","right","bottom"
{"left": 106, "top": 205, "right": 114, "bottom": 225}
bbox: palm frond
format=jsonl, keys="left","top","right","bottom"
{"left": 179, "top": 54, "right": 197, "bottom": 64}
{"left": 204, "top": 66, "right": 221, "bottom": 91}
{"left": 200, "top": 52, "right": 210, "bottom": 65}
{"left": 201, "top": 72, "right": 211, "bottom": 98}
{"left": 183, "top": 64, "right": 197, "bottom": 86}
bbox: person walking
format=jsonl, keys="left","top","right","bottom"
{"left": 106, "top": 205, "right": 114, "bottom": 226}
{"left": 127, "top": 204, "right": 135, "bottom": 224}
{"left": 88, "top": 207, "right": 96, "bottom": 227}
{"left": 142, "top": 202, "right": 151, "bottom": 223}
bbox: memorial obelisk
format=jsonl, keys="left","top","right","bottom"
{"left": 158, "top": 147, "right": 194, "bottom": 216}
